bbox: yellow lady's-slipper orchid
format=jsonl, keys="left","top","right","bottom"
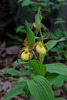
{"left": 21, "top": 48, "right": 31, "bottom": 61}
{"left": 36, "top": 42, "right": 46, "bottom": 54}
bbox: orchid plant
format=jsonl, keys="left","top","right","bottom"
{"left": 3, "top": 9, "right": 67, "bottom": 100}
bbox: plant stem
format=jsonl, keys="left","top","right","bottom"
{"left": 39, "top": 54, "right": 42, "bottom": 64}
{"left": 40, "top": 28, "right": 42, "bottom": 38}
{"left": 29, "top": 60, "right": 31, "bottom": 79}
{"left": 39, "top": 28, "right": 43, "bottom": 64}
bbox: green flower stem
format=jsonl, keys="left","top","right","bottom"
{"left": 39, "top": 54, "right": 42, "bottom": 64}
{"left": 40, "top": 28, "right": 43, "bottom": 38}
{"left": 39, "top": 28, "right": 43, "bottom": 64}
{"left": 29, "top": 60, "right": 31, "bottom": 79}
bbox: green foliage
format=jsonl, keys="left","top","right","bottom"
{"left": 65, "top": 86, "right": 67, "bottom": 91}
{"left": 54, "top": 75, "right": 67, "bottom": 87}
{"left": 50, "top": 43, "right": 66, "bottom": 61}
{"left": 47, "top": 29, "right": 66, "bottom": 40}
{"left": 39, "top": 54, "right": 45, "bottom": 64}
{"left": 46, "top": 63, "right": 67, "bottom": 75}
{"left": 55, "top": 98, "right": 66, "bottom": 100}
{"left": 17, "top": 0, "right": 66, "bottom": 12}
{"left": 17, "top": 0, "right": 34, "bottom": 6}
{"left": 6, "top": 33, "right": 23, "bottom": 42}
{"left": 26, "top": 21, "right": 35, "bottom": 44}
{"left": 21, "top": 0, "right": 34, "bottom": 7}
{"left": 49, "top": 17, "right": 67, "bottom": 61}
{"left": 13, "top": 54, "right": 33, "bottom": 69}
{"left": 4, "top": 27, "right": 67, "bottom": 100}
{"left": 53, "top": 0, "right": 66, "bottom": 10}
{"left": 44, "top": 27, "right": 67, "bottom": 61}
{"left": 15, "top": 26, "right": 26, "bottom": 33}
{"left": 17, "top": 0, "right": 23, "bottom": 4}
{"left": 4, "top": 82, "right": 28, "bottom": 100}
{"left": 46, "top": 37, "right": 65, "bottom": 51}
{"left": 51, "top": 30, "right": 66, "bottom": 60}
{"left": 0, "top": 68, "right": 22, "bottom": 76}
{"left": 57, "top": 0, "right": 65, "bottom": 2}
{"left": 13, "top": 59, "right": 29, "bottom": 69}
{"left": 18, "top": 77, "right": 24, "bottom": 82}
{"left": 40, "top": 37, "right": 65, "bottom": 63}
{"left": 0, "top": 65, "right": 30, "bottom": 77}
{"left": 3, "top": 6, "right": 67, "bottom": 100}
{"left": 27, "top": 75, "right": 55, "bottom": 100}
{"left": 64, "top": 51, "right": 67, "bottom": 59}
{"left": 30, "top": 60, "right": 46, "bottom": 76}
{"left": 45, "top": 73, "right": 58, "bottom": 85}
{"left": 4, "top": 75, "right": 55, "bottom": 100}
{"left": 35, "top": 8, "right": 41, "bottom": 27}
{"left": 5, "top": 77, "right": 24, "bottom": 82}
{"left": 54, "top": 18, "right": 65, "bottom": 25}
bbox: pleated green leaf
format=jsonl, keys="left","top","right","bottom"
{"left": 4, "top": 82, "right": 26, "bottom": 100}
{"left": 54, "top": 75, "right": 67, "bottom": 87}
{"left": 30, "top": 60, "right": 46, "bottom": 76}
{"left": 13, "top": 59, "right": 29, "bottom": 69}
{"left": 46, "top": 63, "right": 67, "bottom": 75}
{"left": 45, "top": 73, "right": 59, "bottom": 85}
{"left": 46, "top": 37, "right": 65, "bottom": 51}
{"left": 1, "top": 68, "right": 22, "bottom": 76}
{"left": 40, "top": 37, "right": 65, "bottom": 64}
{"left": 55, "top": 98, "right": 66, "bottom": 100}
{"left": 27, "top": 75, "right": 55, "bottom": 100}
